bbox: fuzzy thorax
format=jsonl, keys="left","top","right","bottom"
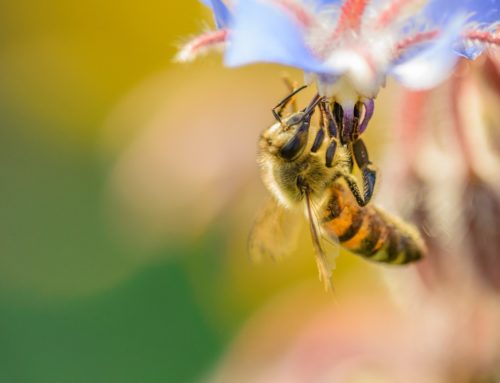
{"left": 258, "top": 119, "right": 351, "bottom": 208}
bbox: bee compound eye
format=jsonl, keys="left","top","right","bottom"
{"left": 285, "top": 113, "right": 305, "bottom": 127}
{"left": 279, "top": 126, "right": 308, "bottom": 161}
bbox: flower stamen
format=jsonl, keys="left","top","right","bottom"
{"left": 395, "top": 30, "right": 440, "bottom": 57}
{"left": 334, "top": 0, "right": 369, "bottom": 36}
{"left": 374, "top": 0, "right": 424, "bottom": 29}
{"left": 319, "top": 0, "right": 368, "bottom": 58}
{"left": 464, "top": 29, "right": 500, "bottom": 47}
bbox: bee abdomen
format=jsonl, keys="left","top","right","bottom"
{"left": 322, "top": 184, "right": 424, "bottom": 264}
{"left": 367, "top": 222, "right": 423, "bottom": 264}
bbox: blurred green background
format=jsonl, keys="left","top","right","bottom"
{"left": 0, "top": 2, "right": 224, "bottom": 382}
{"left": 0, "top": 1, "right": 385, "bottom": 382}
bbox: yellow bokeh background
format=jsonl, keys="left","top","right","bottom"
{"left": 0, "top": 1, "right": 400, "bottom": 382}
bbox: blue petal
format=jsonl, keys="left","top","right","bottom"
{"left": 391, "top": 14, "right": 466, "bottom": 89}
{"left": 424, "top": 0, "right": 499, "bottom": 59}
{"left": 225, "top": 0, "right": 328, "bottom": 72}
{"left": 199, "top": 0, "right": 231, "bottom": 28}
{"left": 305, "top": 0, "right": 342, "bottom": 7}
{"left": 424, "top": 0, "right": 499, "bottom": 24}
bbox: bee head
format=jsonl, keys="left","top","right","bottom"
{"left": 260, "top": 111, "right": 311, "bottom": 161}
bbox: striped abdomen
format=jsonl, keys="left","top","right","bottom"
{"left": 321, "top": 183, "right": 424, "bottom": 264}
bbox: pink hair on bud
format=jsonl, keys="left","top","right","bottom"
{"left": 176, "top": 29, "right": 229, "bottom": 62}
{"left": 321, "top": 0, "right": 368, "bottom": 53}
{"left": 395, "top": 30, "right": 440, "bottom": 56}
{"left": 374, "top": 0, "right": 416, "bottom": 29}
{"left": 334, "top": 0, "right": 368, "bottom": 35}
{"left": 464, "top": 29, "right": 500, "bottom": 47}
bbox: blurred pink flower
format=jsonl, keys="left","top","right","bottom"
{"left": 209, "top": 293, "right": 500, "bottom": 382}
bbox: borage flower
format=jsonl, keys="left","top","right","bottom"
{"left": 178, "top": 0, "right": 499, "bottom": 131}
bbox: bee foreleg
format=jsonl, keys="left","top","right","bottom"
{"left": 311, "top": 127, "right": 325, "bottom": 153}
{"left": 311, "top": 102, "right": 327, "bottom": 153}
{"left": 321, "top": 99, "right": 338, "bottom": 139}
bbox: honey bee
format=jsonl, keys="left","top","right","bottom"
{"left": 249, "top": 88, "right": 425, "bottom": 290}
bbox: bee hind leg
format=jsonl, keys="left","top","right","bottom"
{"left": 333, "top": 171, "right": 368, "bottom": 207}
{"left": 353, "top": 138, "right": 377, "bottom": 205}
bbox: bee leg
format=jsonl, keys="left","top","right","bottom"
{"left": 312, "top": 100, "right": 339, "bottom": 166}
{"left": 320, "top": 100, "right": 337, "bottom": 138}
{"left": 333, "top": 102, "right": 343, "bottom": 134}
{"left": 353, "top": 138, "right": 377, "bottom": 205}
{"left": 311, "top": 102, "right": 327, "bottom": 153}
{"left": 272, "top": 85, "right": 308, "bottom": 122}
{"left": 332, "top": 171, "right": 368, "bottom": 207}
{"left": 325, "top": 140, "right": 337, "bottom": 168}
{"left": 361, "top": 166, "right": 377, "bottom": 204}
{"left": 311, "top": 127, "right": 325, "bottom": 153}
{"left": 344, "top": 144, "right": 355, "bottom": 173}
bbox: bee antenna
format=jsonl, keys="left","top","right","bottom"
{"left": 303, "top": 94, "right": 322, "bottom": 117}
{"left": 272, "top": 85, "right": 308, "bottom": 122}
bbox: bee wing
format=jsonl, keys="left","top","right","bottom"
{"left": 305, "top": 190, "right": 339, "bottom": 292}
{"left": 248, "top": 197, "right": 302, "bottom": 262}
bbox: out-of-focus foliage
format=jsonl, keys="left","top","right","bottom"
{"left": 0, "top": 1, "right": 225, "bottom": 382}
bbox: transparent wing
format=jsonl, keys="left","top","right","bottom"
{"left": 305, "top": 190, "right": 340, "bottom": 292}
{"left": 248, "top": 197, "right": 302, "bottom": 262}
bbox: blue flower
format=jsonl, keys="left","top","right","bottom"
{"left": 198, "top": 0, "right": 231, "bottom": 28}
{"left": 178, "top": 0, "right": 499, "bottom": 108}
